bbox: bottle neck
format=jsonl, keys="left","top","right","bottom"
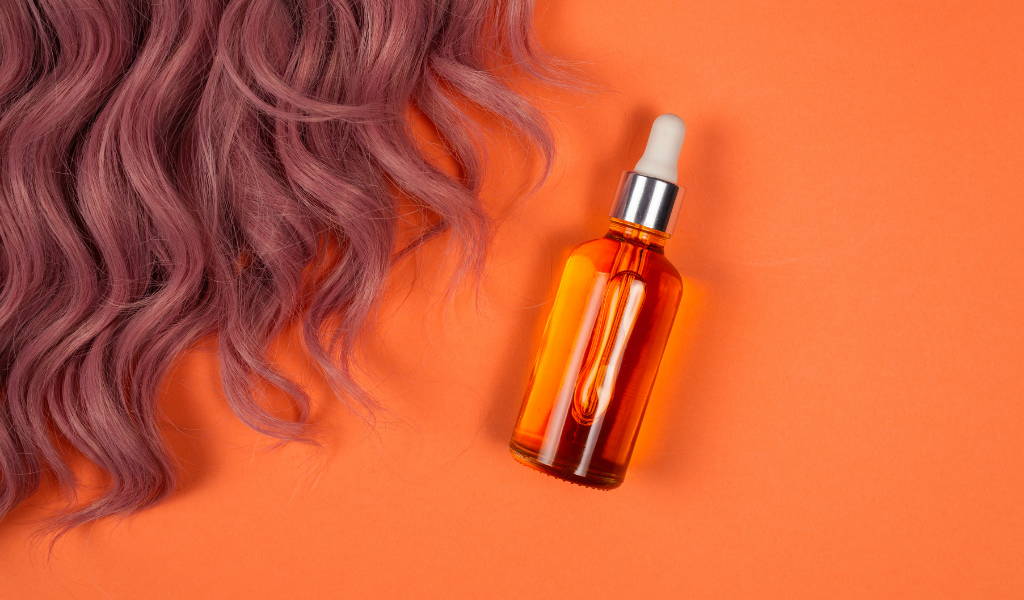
{"left": 609, "top": 171, "right": 681, "bottom": 234}
{"left": 606, "top": 218, "right": 669, "bottom": 251}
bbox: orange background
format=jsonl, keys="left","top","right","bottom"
{"left": 3, "top": 1, "right": 1024, "bottom": 597}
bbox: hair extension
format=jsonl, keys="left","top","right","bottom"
{"left": 0, "top": 0, "right": 555, "bottom": 530}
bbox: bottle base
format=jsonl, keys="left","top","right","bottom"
{"left": 508, "top": 440, "right": 623, "bottom": 490}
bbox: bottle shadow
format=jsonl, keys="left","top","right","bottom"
{"left": 629, "top": 118, "right": 734, "bottom": 483}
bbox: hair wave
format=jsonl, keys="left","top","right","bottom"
{"left": 0, "top": 0, "right": 554, "bottom": 529}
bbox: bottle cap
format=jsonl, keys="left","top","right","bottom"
{"left": 609, "top": 114, "right": 686, "bottom": 234}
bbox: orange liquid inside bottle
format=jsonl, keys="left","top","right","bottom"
{"left": 509, "top": 219, "right": 683, "bottom": 488}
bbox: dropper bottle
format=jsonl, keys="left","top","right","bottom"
{"left": 510, "top": 114, "right": 686, "bottom": 488}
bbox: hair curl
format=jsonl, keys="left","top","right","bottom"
{"left": 0, "top": 0, "right": 554, "bottom": 530}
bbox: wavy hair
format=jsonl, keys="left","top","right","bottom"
{"left": 0, "top": 0, "right": 554, "bottom": 529}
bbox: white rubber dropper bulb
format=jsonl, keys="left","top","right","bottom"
{"left": 632, "top": 114, "right": 686, "bottom": 184}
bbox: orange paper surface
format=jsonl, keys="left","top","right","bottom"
{"left": 2, "top": 1, "right": 1023, "bottom": 597}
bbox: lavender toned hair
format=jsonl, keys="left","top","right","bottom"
{"left": 0, "top": 0, "right": 554, "bottom": 530}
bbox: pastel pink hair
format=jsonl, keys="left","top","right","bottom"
{"left": 0, "top": 0, "right": 555, "bottom": 530}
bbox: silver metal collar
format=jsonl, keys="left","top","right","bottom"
{"left": 609, "top": 171, "right": 681, "bottom": 234}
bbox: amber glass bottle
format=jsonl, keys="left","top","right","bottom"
{"left": 509, "top": 114, "right": 686, "bottom": 488}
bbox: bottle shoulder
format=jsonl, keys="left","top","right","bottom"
{"left": 567, "top": 236, "right": 616, "bottom": 258}
{"left": 652, "top": 250, "right": 681, "bottom": 282}
{"left": 566, "top": 236, "right": 680, "bottom": 283}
